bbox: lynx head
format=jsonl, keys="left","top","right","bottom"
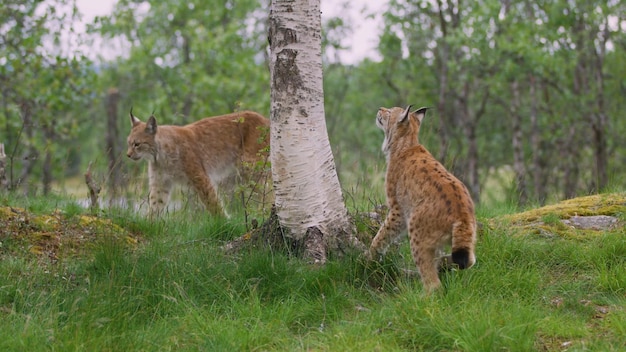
{"left": 126, "top": 108, "right": 159, "bottom": 162}
{"left": 376, "top": 105, "right": 429, "bottom": 155}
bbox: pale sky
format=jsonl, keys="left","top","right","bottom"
{"left": 74, "top": 0, "right": 386, "bottom": 64}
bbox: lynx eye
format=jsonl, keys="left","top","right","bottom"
{"left": 134, "top": 142, "right": 141, "bottom": 148}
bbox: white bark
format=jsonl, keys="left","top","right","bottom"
{"left": 0, "top": 143, "right": 7, "bottom": 190}
{"left": 268, "top": 0, "right": 353, "bottom": 242}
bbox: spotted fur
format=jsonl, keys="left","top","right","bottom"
{"left": 369, "top": 105, "right": 477, "bottom": 293}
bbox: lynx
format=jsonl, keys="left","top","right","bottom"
{"left": 126, "top": 109, "right": 270, "bottom": 216}
{"left": 368, "top": 105, "right": 477, "bottom": 293}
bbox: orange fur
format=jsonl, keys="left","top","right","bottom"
{"left": 369, "top": 105, "right": 477, "bottom": 293}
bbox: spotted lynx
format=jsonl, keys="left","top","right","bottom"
{"left": 369, "top": 105, "right": 477, "bottom": 293}
{"left": 126, "top": 109, "right": 270, "bottom": 216}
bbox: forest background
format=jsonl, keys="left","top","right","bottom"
{"left": 1, "top": 0, "right": 625, "bottom": 210}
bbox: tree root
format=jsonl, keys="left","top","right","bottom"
{"left": 223, "top": 206, "right": 365, "bottom": 265}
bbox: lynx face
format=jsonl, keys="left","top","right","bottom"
{"left": 376, "top": 106, "right": 423, "bottom": 156}
{"left": 369, "top": 105, "right": 476, "bottom": 293}
{"left": 126, "top": 116, "right": 158, "bottom": 162}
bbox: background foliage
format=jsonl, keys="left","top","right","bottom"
{"left": 1, "top": 0, "right": 625, "bottom": 208}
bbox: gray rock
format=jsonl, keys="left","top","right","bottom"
{"left": 561, "top": 215, "right": 619, "bottom": 230}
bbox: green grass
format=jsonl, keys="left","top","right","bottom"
{"left": 1, "top": 193, "right": 625, "bottom": 351}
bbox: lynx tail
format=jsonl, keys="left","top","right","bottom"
{"left": 451, "top": 222, "right": 476, "bottom": 270}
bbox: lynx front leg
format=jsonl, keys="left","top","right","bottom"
{"left": 148, "top": 169, "right": 173, "bottom": 217}
{"left": 368, "top": 204, "right": 406, "bottom": 260}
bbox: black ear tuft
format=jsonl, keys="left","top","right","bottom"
{"left": 413, "top": 107, "right": 429, "bottom": 123}
{"left": 399, "top": 104, "right": 413, "bottom": 123}
{"left": 413, "top": 107, "right": 430, "bottom": 115}
{"left": 146, "top": 115, "right": 158, "bottom": 135}
{"left": 129, "top": 107, "right": 140, "bottom": 126}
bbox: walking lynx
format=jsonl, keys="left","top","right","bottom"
{"left": 369, "top": 105, "right": 477, "bottom": 293}
{"left": 126, "top": 109, "right": 270, "bottom": 216}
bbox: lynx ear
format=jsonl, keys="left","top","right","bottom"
{"left": 129, "top": 107, "right": 141, "bottom": 126}
{"left": 146, "top": 115, "right": 158, "bottom": 135}
{"left": 413, "top": 107, "right": 429, "bottom": 124}
{"left": 399, "top": 105, "right": 413, "bottom": 123}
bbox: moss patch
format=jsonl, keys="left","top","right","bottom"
{"left": 0, "top": 206, "right": 140, "bottom": 264}
{"left": 493, "top": 193, "right": 626, "bottom": 240}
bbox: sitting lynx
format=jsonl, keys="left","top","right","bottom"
{"left": 369, "top": 105, "right": 477, "bottom": 293}
{"left": 126, "top": 109, "right": 270, "bottom": 216}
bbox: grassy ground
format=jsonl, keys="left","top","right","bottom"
{"left": 0, "top": 191, "right": 624, "bottom": 351}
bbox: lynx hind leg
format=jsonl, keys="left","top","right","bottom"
{"left": 406, "top": 215, "right": 445, "bottom": 293}
{"left": 217, "top": 171, "right": 241, "bottom": 215}
{"left": 408, "top": 230, "right": 443, "bottom": 293}
{"left": 188, "top": 172, "right": 225, "bottom": 217}
{"left": 368, "top": 205, "right": 406, "bottom": 260}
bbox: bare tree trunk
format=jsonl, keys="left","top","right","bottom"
{"left": 18, "top": 102, "right": 37, "bottom": 194}
{"left": 454, "top": 79, "right": 487, "bottom": 204}
{"left": 435, "top": 9, "right": 450, "bottom": 162}
{"left": 510, "top": 80, "right": 528, "bottom": 206}
{"left": 590, "top": 29, "right": 609, "bottom": 191}
{"left": 436, "top": 54, "right": 450, "bottom": 162}
{"left": 1, "top": 90, "right": 14, "bottom": 190}
{"left": 181, "top": 34, "right": 193, "bottom": 122}
{"left": 42, "top": 152, "right": 52, "bottom": 195}
{"left": 530, "top": 76, "right": 547, "bottom": 204}
{"left": 268, "top": 0, "right": 362, "bottom": 263}
{"left": 465, "top": 122, "right": 480, "bottom": 203}
{"left": 561, "top": 46, "right": 585, "bottom": 200}
{"left": 106, "top": 87, "right": 122, "bottom": 201}
{"left": 591, "top": 113, "right": 608, "bottom": 191}
{"left": 0, "top": 143, "right": 7, "bottom": 191}
{"left": 41, "top": 119, "right": 57, "bottom": 196}
{"left": 569, "top": 13, "right": 610, "bottom": 196}
{"left": 562, "top": 125, "right": 581, "bottom": 199}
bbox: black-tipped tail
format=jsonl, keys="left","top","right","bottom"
{"left": 452, "top": 248, "right": 471, "bottom": 269}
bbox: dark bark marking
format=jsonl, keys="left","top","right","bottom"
{"left": 273, "top": 49, "right": 303, "bottom": 95}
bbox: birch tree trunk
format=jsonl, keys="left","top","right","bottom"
{"left": 268, "top": 0, "right": 360, "bottom": 264}
{"left": 106, "top": 87, "right": 122, "bottom": 201}
{"left": 510, "top": 80, "right": 528, "bottom": 206}
{"left": 0, "top": 143, "right": 7, "bottom": 191}
{"left": 529, "top": 75, "right": 547, "bottom": 205}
